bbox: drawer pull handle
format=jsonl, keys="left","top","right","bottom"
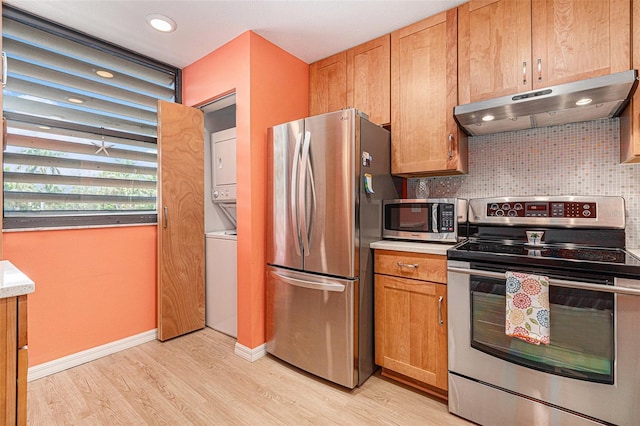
{"left": 397, "top": 262, "right": 419, "bottom": 269}
{"left": 438, "top": 296, "right": 444, "bottom": 325}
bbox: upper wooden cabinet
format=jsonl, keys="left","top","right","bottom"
{"left": 459, "top": 0, "right": 631, "bottom": 104}
{"left": 458, "top": 0, "right": 532, "bottom": 103}
{"left": 310, "top": 36, "right": 391, "bottom": 125}
{"left": 532, "top": 0, "right": 630, "bottom": 88}
{"left": 620, "top": 0, "right": 640, "bottom": 163}
{"left": 309, "top": 51, "right": 347, "bottom": 117}
{"left": 391, "top": 9, "right": 468, "bottom": 177}
{"left": 346, "top": 35, "right": 391, "bottom": 125}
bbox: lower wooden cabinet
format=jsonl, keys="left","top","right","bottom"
{"left": 374, "top": 250, "right": 448, "bottom": 398}
{"left": 1, "top": 295, "right": 28, "bottom": 425}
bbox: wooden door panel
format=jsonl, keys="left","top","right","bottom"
{"left": 347, "top": 34, "right": 391, "bottom": 125}
{"left": 391, "top": 9, "right": 465, "bottom": 176}
{"left": 458, "top": 0, "right": 532, "bottom": 103}
{"left": 157, "top": 100, "right": 205, "bottom": 341}
{"left": 1, "top": 298, "right": 17, "bottom": 425}
{"left": 620, "top": 0, "right": 640, "bottom": 163}
{"left": 375, "top": 275, "right": 445, "bottom": 389}
{"left": 392, "top": 12, "right": 449, "bottom": 173}
{"left": 532, "top": 0, "right": 631, "bottom": 88}
{"left": 309, "top": 51, "right": 347, "bottom": 116}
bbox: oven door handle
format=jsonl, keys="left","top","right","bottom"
{"left": 448, "top": 266, "right": 640, "bottom": 297}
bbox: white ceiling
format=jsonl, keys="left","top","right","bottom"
{"left": 4, "top": 0, "right": 465, "bottom": 68}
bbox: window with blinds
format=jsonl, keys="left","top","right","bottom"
{"left": 2, "top": 7, "right": 179, "bottom": 228}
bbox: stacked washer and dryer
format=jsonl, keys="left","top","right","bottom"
{"left": 205, "top": 127, "right": 237, "bottom": 338}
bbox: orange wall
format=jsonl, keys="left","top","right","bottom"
{"left": 183, "top": 31, "right": 308, "bottom": 348}
{"left": 3, "top": 31, "right": 307, "bottom": 368}
{"left": 3, "top": 226, "right": 157, "bottom": 366}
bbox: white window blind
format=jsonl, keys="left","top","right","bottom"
{"left": 2, "top": 7, "right": 179, "bottom": 228}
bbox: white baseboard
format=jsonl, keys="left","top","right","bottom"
{"left": 28, "top": 329, "right": 157, "bottom": 382}
{"left": 234, "top": 341, "right": 266, "bottom": 362}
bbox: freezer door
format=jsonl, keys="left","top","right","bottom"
{"left": 301, "top": 110, "right": 356, "bottom": 278}
{"left": 267, "top": 119, "right": 305, "bottom": 270}
{"left": 265, "top": 266, "right": 356, "bottom": 388}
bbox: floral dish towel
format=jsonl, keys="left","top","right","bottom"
{"left": 505, "top": 271, "right": 550, "bottom": 345}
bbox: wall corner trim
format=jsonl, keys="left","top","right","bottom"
{"left": 27, "top": 329, "right": 157, "bottom": 381}
{"left": 234, "top": 341, "right": 266, "bottom": 362}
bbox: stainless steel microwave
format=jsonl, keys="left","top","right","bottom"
{"left": 382, "top": 198, "right": 466, "bottom": 243}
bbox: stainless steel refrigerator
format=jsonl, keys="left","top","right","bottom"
{"left": 266, "top": 108, "right": 398, "bottom": 388}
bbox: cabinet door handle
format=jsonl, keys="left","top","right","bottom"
{"left": 522, "top": 61, "right": 527, "bottom": 85}
{"left": 163, "top": 206, "right": 168, "bottom": 228}
{"left": 397, "top": 262, "right": 419, "bottom": 269}
{"left": 537, "top": 58, "right": 542, "bottom": 83}
{"left": 448, "top": 134, "right": 454, "bottom": 160}
{"left": 438, "top": 295, "right": 444, "bottom": 325}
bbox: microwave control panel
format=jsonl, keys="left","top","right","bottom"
{"left": 486, "top": 201, "right": 597, "bottom": 219}
{"left": 439, "top": 203, "right": 456, "bottom": 231}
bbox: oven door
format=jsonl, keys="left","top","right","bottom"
{"left": 447, "top": 260, "right": 640, "bottom": 426}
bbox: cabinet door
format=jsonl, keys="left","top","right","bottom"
{"left": 391, "top": 9, "right": 467, "bottom": 176}
{"left": 620, "top": 0, "right": 640, "bottom": 163}
{"left": 157, "top": 101, "right": 205, "bottom": 341}
{"left": 1, "top": 298, "right": 17, "bottom": 425}
{"left": 532, "top": 0, "right": 631, "bottom": 89}
{"left": 346, "top": 34, "right": 391, "bottom": 125}
{"left": 309, "top": 51, "right": 347, "bottom": 116}
{"left": 458, "top": 0, "right": 532, "bottom": 104}
{"left": 375, "top": 275, "right": 448, "bottom": 391}
{"left": 16, "top": 296, "right": 27, "bottom": 426}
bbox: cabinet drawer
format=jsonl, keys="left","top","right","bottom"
{"left": 374, "top": 250, "right": 447, "bottom": 283}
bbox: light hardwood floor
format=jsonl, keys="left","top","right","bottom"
{"left": 27, "top": 328, "right": 472, "bottom": 425}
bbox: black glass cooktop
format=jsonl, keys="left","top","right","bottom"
{"left": 448, "top": 239, "right": 640, "bottom": 278}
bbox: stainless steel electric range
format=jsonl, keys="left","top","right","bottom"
{"left": 447, "top": 196, "right": 640, "bottom": 426}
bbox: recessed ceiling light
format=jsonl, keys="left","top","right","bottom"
{"left": 146, "top": 13, "right": 177, "bottom": 33}
{"left": 96, "top": 70, "right": 114, "bottom": 78}
{"left": 482, "top": 114, "right": 495, "bottom": 122}
{"left": 67, "top": 97, "right": 86, "bottom": 104}
{"left": 575, "top": 98, "right": 592, "bottom": 106}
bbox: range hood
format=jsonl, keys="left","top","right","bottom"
{"left": 454, "top": 70, "right": 638, "bottom": 136}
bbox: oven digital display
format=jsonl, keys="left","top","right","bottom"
{"left": 526, "top": 202, "right": 548, "bottom": 217}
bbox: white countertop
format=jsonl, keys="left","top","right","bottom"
{"left": 0, "top": 261, "right": 35, "bottom": 299}
{"left": 370, "top": 240, "right": 455, "bottom": 256}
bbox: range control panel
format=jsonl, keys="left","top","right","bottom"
{"left": 486, "top": 201, "right": 597, "bottom": 219}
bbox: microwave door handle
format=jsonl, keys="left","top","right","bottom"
{"left": 432, "top": 203, "right": 439, "bottom": 233}
{"left": 290, "top": 132, "right": 303, "bottom": 256}
{"left": 299, "top": 130, "right": 312, "bottom": 256}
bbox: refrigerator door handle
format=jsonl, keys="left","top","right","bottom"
{"left": 271, "top": 271, "right": 345, "bottom": 292}
{"left": 290, "top": 132, "right": 303, "bottom": 256}
{"left": 306, "top": 140, "right": 317, "bottom": 248}
{"left": 299, "top": 130, "right": 312, "bottom": 257}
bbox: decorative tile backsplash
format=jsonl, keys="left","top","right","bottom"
{"left": 407, "top": 119, "right": 640, "bottom": 248}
